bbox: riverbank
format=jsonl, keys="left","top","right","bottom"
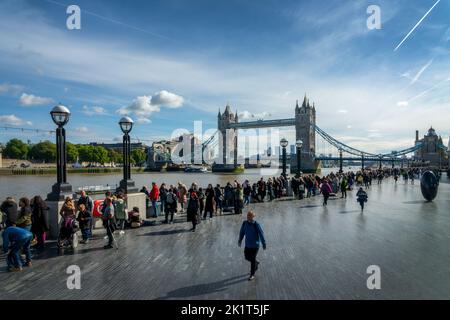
{"left": 0, "top": 167, "right": 147, "bottom": 176}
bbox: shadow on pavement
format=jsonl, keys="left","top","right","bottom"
{"left": 402, "top": 200, "right": 426, "bottom": 204}
{"left": 155, "top": 274, "right": 249, "bottom": 300}
{"left": 139, "top": 229, "right": 191, "bottom": 236}
{"left": 299, "top": 205, "right": 322, "bottom": 208}
{"left": 338, "top": 210, "right": 360, "bottom": 214}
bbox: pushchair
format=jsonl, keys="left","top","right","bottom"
{"left": 57, "top": 217, "right": 80, "bottom": 249}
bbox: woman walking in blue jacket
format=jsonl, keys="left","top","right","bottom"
{"left": 238, "top": 210, "right": 266, "bottom": 281}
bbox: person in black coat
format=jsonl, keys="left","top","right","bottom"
{"left": 204, "top": 184, "right": 216, "bottom": 219}
{"left": 30, "top": 196, "right": 49, "bottom": 249}
{"left": 187, "top": 191, "right": 200, "bottom": 232}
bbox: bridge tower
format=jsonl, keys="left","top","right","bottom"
{"left": 213, "top": 104, "right": 241, "bottom": 172}
{"left": 293, "top": 95, "right": 317, "bottom": 173}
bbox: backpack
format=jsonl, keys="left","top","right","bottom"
{"left": 166, "top": 193, "right": 176, "bottom": 204}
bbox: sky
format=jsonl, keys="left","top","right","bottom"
{"left": 0, "top": 0, "right": 449, "bottom": 155}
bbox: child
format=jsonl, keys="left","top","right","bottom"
{"left": 356, "top": 187, "right": 368, "bottom": 212}
{"left": 77, "top": 204, "right": 92, "bottom": 244}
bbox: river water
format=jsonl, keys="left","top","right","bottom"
{"left": 0, "top": 166, "right": 358, "bottom": 200}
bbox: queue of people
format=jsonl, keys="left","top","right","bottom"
{"left": 1, "top": 166, "right": 437, "bottom": 272}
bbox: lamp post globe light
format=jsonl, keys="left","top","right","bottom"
{"left": 118, "top": 116, "right": 138, "bottom": 194}
{"left": 47, "top": 104, "right": 73, "bottom": 201}
{"left": 296, "top": 139, "right": 303, "bottom": 175}
{"left": 280, "top": 138, "right": 288, "bottom": 178}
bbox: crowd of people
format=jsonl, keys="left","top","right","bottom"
{"left": 0, "top": 166, "right": 440, "bottom": 273}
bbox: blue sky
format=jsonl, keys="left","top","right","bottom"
{"left": 0, "top": 0, "right": 449, "bottom": 153}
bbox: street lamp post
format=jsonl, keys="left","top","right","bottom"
{"left": 338, "top": 148, "right": 343, "bottom": 173}
{"left": 47, "top": 104, "right": 73, "bottom": 201}
{"left": 378, "top": 154, "right": 382, "bottom": 170}
{"left": 118, "top": 116, "right": 138, "bottom": 194}
{"left": 296, "top": 139, "right": 303, "bottom": 176}
{"left": 280, "top": 138, "right": 288, "bottom": 178}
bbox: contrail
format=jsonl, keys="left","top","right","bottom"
{"left": 411, "top": 59, "right": 433, "bottom": 84}
{"left": 408, "top": 77, "right": 450, "bottom": 102}
{"left": 44, "top": 0, "right": 173, "bottom": 41}
{"left": 394, "top": 0, "right": 441, "bottom": 52}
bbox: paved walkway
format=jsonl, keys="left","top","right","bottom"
{"left": 1, "top": 177, "right": 450, "bottom": 299}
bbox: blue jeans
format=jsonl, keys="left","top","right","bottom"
{"left": 81, "top": 228, "right": 92, "bottom": 240}
{"left": 9, "top": 236, "right": 32, "bottom": 268}
{"left": 151, "top": 200, "right": 158, "bottom": 217}
{"left": 160, "top": 200, "right": 166, "bottom": 215}
{"left": 244, "top": 195, "right": 250, "bottom": 205}
{"left": 215, "top": 197, "right": 223, "bottom": 210}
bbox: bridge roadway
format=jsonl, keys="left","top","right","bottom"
{"left": 1, "top": 177, "right": 450, "bottom": 299}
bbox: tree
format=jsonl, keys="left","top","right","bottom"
{"left": 28, "top": 141, "right": 56, "bottom": 163}
{"left": 3, "top": 139, "right": 29, "bottom": 159}
{"left": 107, "top": 149, "right": 122, "bottom": 164}
{"left": 77, "top": 145, "right": 94, "bottom": 163}
{"left": 131, "top": 148, "right": 146, "bottom": 166}
{"left": 92, "top": 146, "right": 109, "bottom": 164}
{"left": 67, "top": 142, "right": 79, "bottom": 163}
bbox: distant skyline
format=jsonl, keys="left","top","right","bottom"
{"left": 1, "top": 0, "right": 449, "bottom": 154}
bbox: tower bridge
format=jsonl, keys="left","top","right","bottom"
{"left": 147, "top": 95, "right": 448, "bottom": 172}
{"left": 208, "top": 95, "right": 447, "bottom": 173}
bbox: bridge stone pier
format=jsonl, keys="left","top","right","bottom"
{"left": 212, "top": 96, "right": 319, "bottom": 173}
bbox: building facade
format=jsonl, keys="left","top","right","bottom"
{"left": 414, "top": 127, "right": 448, "bottom": 167}
{"left": 291, "top": 96, "right": 317, "bottom": 173}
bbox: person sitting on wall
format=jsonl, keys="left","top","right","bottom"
{"left": 128, "top": 207, "right": 142, "bottom": 228}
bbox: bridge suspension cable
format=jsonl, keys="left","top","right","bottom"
{"left": 0, "top": 126, "right": 55, "bottom": 135}
{"left": 313, "top": 124, "right": 425, "bottom": 159}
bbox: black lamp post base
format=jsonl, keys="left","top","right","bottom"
{"left": 47, "top": 183, "right": 74, "bottom": 201}
{"left": 117, "top": 179, "right": 139, "bottom": 194}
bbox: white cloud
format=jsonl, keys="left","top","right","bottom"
{"left": 19, "top": 93, "right": 54, "bottom": 106}
{"left": 397, "top": 101, "right": 409, "bottom": 107}
{"left": 337, "top": 109, "right": 348, "bottom": 114}
{"left": 239, "top": 110, "right": 271, "bottom": 120}
{"left": 150, "top": 90, "right": 184, "bottom": 108}
{"left": 82, "top": 105, "right": 107, "bottom": 116}
{"left": 0, "top": 83, "right": 23, "bottom": 94}
{"left": 75, "top": 126, "right": 89, "bottom": 133}
{"left": 137, "top": 117, "right": 152, "bottom": 124}
{"left": 117, "top": 90, "right": 183, "bottom": 120}
{"left": 0, "top": 114, "right": 32, "bottom": 126}
{"left": 239, "top": 111, "right": 253, "bottom": 119}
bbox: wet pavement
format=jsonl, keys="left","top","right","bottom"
{"left": 1, "top": 177, "right": 450, "bottom": 299}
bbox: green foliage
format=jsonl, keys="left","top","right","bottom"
{"left": 28, "top": 141, "right": 56, "bottom": 163}
{"left": 76, "top": 144, "right": 109, "bottom": 164}
{"left": 1, "top": 139, "right": 140, "bottom": 165}
{"left": 76, "top": 144, "right": 94, "bottom": 163}
{"left": 108, "top": 149, "right": 122, "bottom": 164}
{"left": 3, "top": 139, "right": 29, "bottom": 159}
{"left": 67, "top": 142, "right": 79, "bottom": 163}
{"left": 131, "top": 148, "right": 146, "bottom": 166}
{"left": 93, "top": 146, "right": 109, "bottom": 164}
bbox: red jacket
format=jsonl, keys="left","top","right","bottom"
{"left": 149, "top": 185, "right": 160, "bottom": 201}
